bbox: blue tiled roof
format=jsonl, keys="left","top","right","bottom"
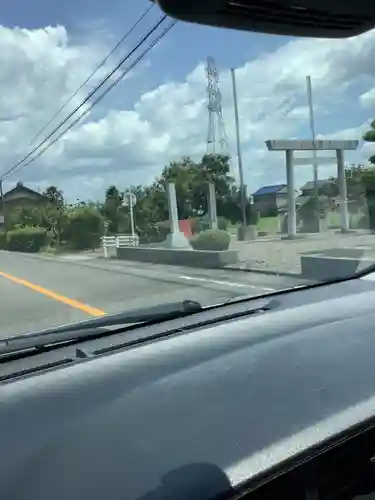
{"left": 252, "top": 184, "right": 286, "bottom": 196}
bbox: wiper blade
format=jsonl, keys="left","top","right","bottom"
{"left": 0, "top": 300, "right": 202, "bottom": 356}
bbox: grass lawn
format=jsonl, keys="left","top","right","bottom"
{"left": 228, "top": 216, "right": 280, "bottom": 235}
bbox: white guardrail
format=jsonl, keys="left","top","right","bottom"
{"left": 102, "top": 234, "right": 139, "bottom": 258}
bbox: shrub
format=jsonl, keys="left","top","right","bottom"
{"left": 138, "top": 224, "right": 169, "bottom": 244}
{"left": 64, "top": 207, "right": 103, "bottom": 250}
{"left": 6, "top": 227, "right": 47, "bottom": 253}
{"left": 190, "top": 229, "right": 230, "bottom": 251}
{"left": 217, "top": 216, "right": 229, "bottom": 231}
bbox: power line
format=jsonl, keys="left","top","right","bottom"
{"left": 1, "top": 14, "right": 169, "bottom": 181}
{"left": 9, "top": 20, "right": 177, "bottom": 178}
{"left": 28, "top": 3, "right": 155, "bottom": 146}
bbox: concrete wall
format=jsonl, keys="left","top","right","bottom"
{"left": 116, "top": 246, "right": 238, "bottom": 269}
{"left": 301, "top": 252, "right": 375, "bottom": 281}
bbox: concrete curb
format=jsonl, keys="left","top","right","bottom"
{"left": 225, "top": 265, "right": 304, "bottom": 279}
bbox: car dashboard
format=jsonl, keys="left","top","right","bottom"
{"left": 2, "top": 274, "right": 375, "bottom": 500}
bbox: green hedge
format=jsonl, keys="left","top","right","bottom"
{"left": 63, "top": 208, "right": 103, "bottom": 250}
{"left": 190, "top": 229, "right": 230, "bottom": 251}
{"left": 6, "top": 227, "right": 47, "bottom": 252}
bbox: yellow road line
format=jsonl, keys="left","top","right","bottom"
{"left": 0, "top": 270, "right": 106, "bottom": 317}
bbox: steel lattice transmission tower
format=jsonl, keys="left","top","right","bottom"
{"left": 206, "top": 56, "right": 229, "bottom": 154}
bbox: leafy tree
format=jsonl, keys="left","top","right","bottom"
{"left": 156, "top": 153, "right": 238, "bottom": 221}
{"left": 363, "top": 120, "right": 375, "bottom": 165}
{"left": 42, "top": 185, "right": 64, "bottom": 208}
{"left": 102, "top": 185, "right": 124, "bottom": 234}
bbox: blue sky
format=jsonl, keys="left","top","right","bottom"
{"left": 0, "top": 0, "right": 374, "bottom": 200}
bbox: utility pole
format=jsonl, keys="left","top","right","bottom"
{"left": 0, "top": 179, "right": 6, "bottom": 230}
{"left": 306, "top": 75, "right": 320, "bottom": 231}
{"left": 231, "top": 68, "right": 247, "bottom": 235}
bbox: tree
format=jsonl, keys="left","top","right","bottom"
{"left": 102, "top": 185, "right": 124, "bottom": 234}
{"left": 158, "top": 156, "right": 198, "bottom": 218}
{"left": 156, "top": 153, "right": 238, "bottom": 221}
{"left": 39, "top": 186, "right": 65, "bottom": 243}
{"left": 42, "top": 185, "right": 64, "bottom": 208}
{"left": 363, "top": 120, "right": 375, "bottom": 165}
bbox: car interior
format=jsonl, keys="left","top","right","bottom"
{"left": 154, "top": 0, "right": 375, "bottom": 39}
{"left": 3, "top": 2, "right": 375, "bottom": 500}
{"left": 237, "top": 421, "right": 375, "bottom": 500}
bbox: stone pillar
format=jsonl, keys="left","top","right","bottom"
{"left": 286, "top": 150, "right": 297, "bottom": 237}
{"left": 207, "top": 183, "right": 218, "bottom": 230}
{"left": 165, "top": 183, "right": 191, "bottom": 249}
{"left": 336, "top": 149, "right": 349, "bottom": 232}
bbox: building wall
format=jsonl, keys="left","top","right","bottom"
{"left": 0, "top": 191, "right": 46, "bottom": 223}
{"left": 254, "top": 193, "right": 288, "bottom": 216}
{"left": 253, "top": 194, "right": 277, "bottom": 216}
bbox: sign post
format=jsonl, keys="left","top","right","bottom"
{"left": 123, "top": 191, "right": 137, "bottom": 240}
{"left": 103, "top": 220, "right": 109, "bottom": 258}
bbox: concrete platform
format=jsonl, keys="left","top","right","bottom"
{"left": 300, "top": 247, "right": 375, "bottom": 280}
{"left": 116, "top": 246, "right": 238, "bottom": 269}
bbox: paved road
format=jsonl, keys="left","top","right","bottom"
{"left": 0, "top": 251, "right": 309, "bottom": 338}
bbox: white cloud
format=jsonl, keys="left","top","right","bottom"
{"left": 1, "top": 22, "right": 375, "bottom": 200}
{"left": 360, "top": 86, "right": 375, "bottom": 108}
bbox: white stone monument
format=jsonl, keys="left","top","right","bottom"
{"left": 165, "top": 183, "right": 191, "bottom": 249}
{"left": 207, "top": 182, "right": 218, "bottom": 230}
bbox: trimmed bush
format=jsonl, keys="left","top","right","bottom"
{"left": 6, "top": 227, "right": 47, "bottom": 252}
{"left": 190, "top": 229, "right": 230, "bottom": 251}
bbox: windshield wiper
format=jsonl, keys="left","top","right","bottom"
{"left": 0, "top": 300, "right": 202, "bottom": 356}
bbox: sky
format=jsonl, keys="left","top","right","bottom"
{"left": 0, "top": 0, "right": 374, "bottom": 202}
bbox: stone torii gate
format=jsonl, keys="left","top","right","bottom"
{"left": 265, "top": 140, "right": 359, "bottom": 238}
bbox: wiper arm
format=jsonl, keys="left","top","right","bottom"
{"left": 0, "top": 300, "right": 202, "bottom": 356}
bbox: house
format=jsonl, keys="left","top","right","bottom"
{"left": 252, "top": 184, "right": 288, "bottom": 216}
{"left": 297, "top": 179, "right": 337, "bottom": 209}
{"left": 300, "top": 179, "right": 335, "bottom": 197}
{"left": 0, "top": 182, "right": 47, "bottom": 226}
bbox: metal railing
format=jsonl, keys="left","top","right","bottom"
{"left": 102, "top": 234, "right": 139, "bottom": 258}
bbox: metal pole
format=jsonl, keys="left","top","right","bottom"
{"left": 0, "top": 180, "right": 6, "bottom": 230}
{"left": 130, "top": 197, "right": 135, "bottom": 239}
{"left": 231, "top": 68, "right": 247, "bottom": 230}
{"left": 306, "top": 75, "right": 319, "bottom": 231}
{"left": 286, "top": 150, "right": 297, "bottom": 237}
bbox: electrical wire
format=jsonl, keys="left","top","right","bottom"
{"left": 28, "top": 3, "right": 155, "bottom": 146}
{"left": 9, "top": 20, "right": 177, "bottom": 178}
{"left": 1, "top": 14, "right": 170, "bottom": 181}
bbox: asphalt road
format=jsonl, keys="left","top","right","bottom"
{"left": 0, "top": 250, "right": 309, "bottom": 338}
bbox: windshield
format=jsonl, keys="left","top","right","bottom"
{"left": 0, "top": 1, "right": 374, "bottom": 339}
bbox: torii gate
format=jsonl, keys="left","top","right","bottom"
{"left": 265, "top": 140, "right": 359, "bottom": 238}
